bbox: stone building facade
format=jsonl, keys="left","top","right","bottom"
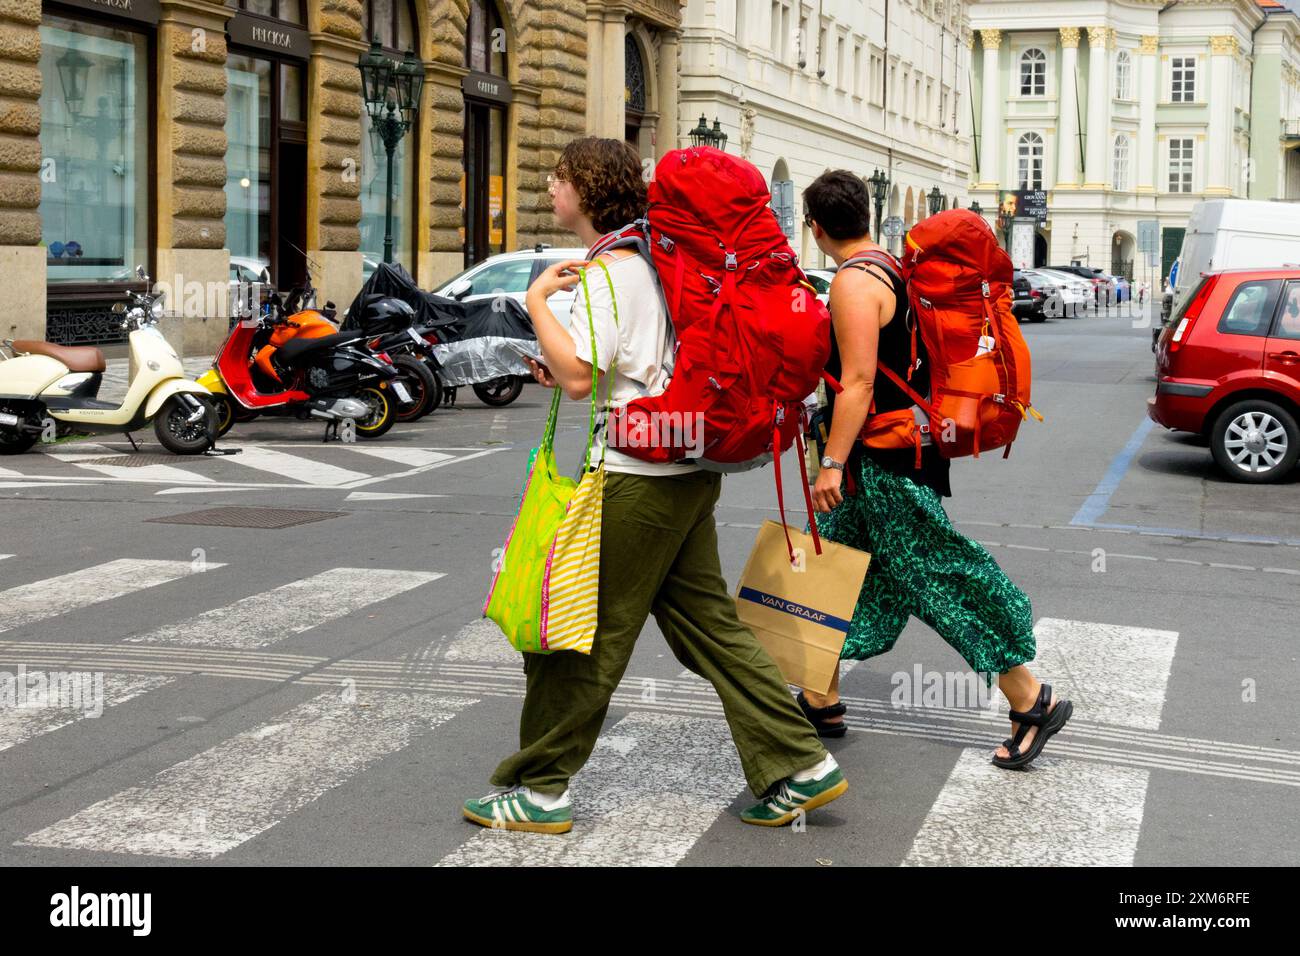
{"left": 0, "top": 0, "right": 684, "bottom": 351}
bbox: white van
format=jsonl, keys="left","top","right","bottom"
{"left": 1171, "top": 200, "right": 1300, "bottom": 315}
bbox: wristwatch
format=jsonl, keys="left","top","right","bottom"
{"left": 820, "top": 456, "right": 845, "bottom": 471}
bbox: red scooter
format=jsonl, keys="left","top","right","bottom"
{"left": 199, "top": 285, "right": 411, "bottom": 440}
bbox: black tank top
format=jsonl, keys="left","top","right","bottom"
{"left": 824, "top": 252, "right": 952, "bottom": 497}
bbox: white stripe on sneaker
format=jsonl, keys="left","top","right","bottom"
{"left": 438, "top": 713, "right": 745, "bottom": 866}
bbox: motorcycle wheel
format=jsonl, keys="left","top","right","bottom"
{"left": 0, "top": 402, "right": 37, "bottom": 455}
{"left": 154, "top": 395, "right": 217, "bottom": 455}
{"left": 472, "top": 375, "right": 524, "bottom": 407}
{"left": 211, "top": 394, "right": 240, "bottom": 438}
{"left": 392, "top": 355, "right": 437, "bottom": 422}
{"left": 351, "top": 386, "right": 396, "bottom": 439}
{"left": 420, "top": 360, "right": 443, "bottom": 414}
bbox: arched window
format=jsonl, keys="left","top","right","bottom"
{"left": 625, "top": 34, "right": 646, "bottom": 146}
{"left": 1115, "top": 49, "right": 1132, "bottom": 100}
{"left": 1113, "top": 134, "right": 1130, "bottom": 192}
{"left": 1019, "top": 48, "right": 1046, "bottom": 96}
{"left": 1017, "top": 132, "right": 1044, "bottom": 190}
{"left": 360, "top": 0, "right": 421, "bottom": 277}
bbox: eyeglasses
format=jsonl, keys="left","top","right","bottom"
{"left": 547, "top": 173, "right": 566, "bottom": 187}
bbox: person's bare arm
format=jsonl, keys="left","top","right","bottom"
{"left": 812, "top": 264, "right": 897, "bottom": 513}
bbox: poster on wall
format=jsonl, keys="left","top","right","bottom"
{"left": 458, "top": 173, "right": 466, "bottom": 246}
{"left": 489, "top": 175, "right": 504, "bottom": 248}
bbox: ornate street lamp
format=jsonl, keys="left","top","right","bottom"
{"left": 357, "top": 38, "right": 423, "bottom": 265}
{"left": 710, "top": 118, "right": 728, "bottom": 152}
{"left": 969, "top": 200, "right": 983, "bottom": 216}
{"left": 867, "top": 168, "right": 890, "bottom": 243}
{"left": 689, "top": 114, "right": 711, "bottom": 148}
{"left": 927, "top": 185, "right": 943, "bottom": 216}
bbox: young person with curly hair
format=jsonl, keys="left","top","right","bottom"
{"left": 463, "top": 138, "right": 847, "bottom": 834}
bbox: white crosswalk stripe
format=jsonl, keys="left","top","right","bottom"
{"left": 0, "top": 559, "right": 219, "bottom": 634}
{"left": 437, "top": 712, "right": 745, "bottom": 867}
{"left": 216, "top": 445, "right": 371, "bottom": 486}
{"left": 0, "top": 555, "right": 13, "bottom": 563}
{"left": 18, "top": 690, "right": 478, "bottom": 859}
{"left": 0, "top": 674, "right": 174, "bottom": 753}
{"left": 123, "top": 568, "right": 444, "bottom": 649}
{"left": 901, "top": 618, "right": 1178, "bottom": 866}
{"left": 338, "top": 446, "right": 454, "bottom": 469}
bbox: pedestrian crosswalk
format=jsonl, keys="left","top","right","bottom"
{"left": 0, "top": 553, "right": 1295, "bottom": 865}
{"left": 0, "top": 440, "right": 502, "bottom": 493}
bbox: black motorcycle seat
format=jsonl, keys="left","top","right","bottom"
{"left": 276, "top": 330, "right": 368, "bottom": 365}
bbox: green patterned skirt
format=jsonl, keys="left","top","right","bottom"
{"left": 812, "top": 455, "right": 1036, "bottom": 673}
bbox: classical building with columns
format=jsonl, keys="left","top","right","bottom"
{"left": 679, "top": 0, "right": 974, "bottom": 267}
{"left": 0, "top": 0, "right": 683, "bottom": 350}
{"left": 968, "top": 0, "right": 1300, "bottom": 279}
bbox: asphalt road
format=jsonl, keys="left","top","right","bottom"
{"left": 0, "top": 304, "right": 1296, "bottom": 867}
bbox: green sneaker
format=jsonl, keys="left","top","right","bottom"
{"left": 462, "top": 786, "right": 573, "bottom": 834}
{"left": 741, "top": 757, "right": 848, "bottom": 827}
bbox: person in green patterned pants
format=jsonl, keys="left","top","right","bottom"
{"left": 797, "top": 170, "right": 1073, "bottom": 770}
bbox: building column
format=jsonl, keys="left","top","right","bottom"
{"left": 598, "top": 6, "right": 629, "bottom": 140}
{"left": 585, "top": 1, "right": 604, "bottom": 134}
{"left": 978, "top": 29, "right": 1002, "bottom": 189}
{"left": 1207, "top": 35, "right": 1237, "bottom": 195}
{"left": 1083, "top": 26, "right": 1110, "bottom": 188}
{"left": 656, "top": 29, "right": 681, "bottom": 158}
{"left": 1137, "top": 35, "right": 1158, "bottom": 193}
{"left": 1056, "top": 27, "right": 1081, "bottom": 188}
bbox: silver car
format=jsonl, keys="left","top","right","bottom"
{"left": 433, "top": 245, "right": 588, "bottom": 323}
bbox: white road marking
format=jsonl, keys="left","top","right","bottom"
{"left": 18, "top": 690, "right": 478, "bottom": 859}
{"left": 0, "top": 466, "right": 22, "bottom": 478}
{"left": 0, "top": 674, "right": 173, "bottom": 752}
{"left": 0, "top": 560, "right": 219, "bottom": 634}
{"left": 440, "top": 618, "right": 521, "bottom": 665}
{"left": 123, "top": 567, "right": 444, "bottom": 649}
{"left": 0, "top": 555, "right": 13, "bottom": 562}
{"left": 1030, "top": 618, "right": 1178, "bottom": 731}
{"left": 219, "top": 446, "right": 370, "bottom": 486}
{"left": 903, "top": 749, "right": 1148, "bottom": 866}
{"left": 155, "top": 486, "right": 261, "bottom": 495}
{"left": 0, "top": 482, "right": 94, "bottom": 489}
{"left": 39, "top": 444, "right": 119, "bottom": 461}
{"left": 437, "top": 712, "right": 746, "bottom": 867}
{"left": 71, "top": 463, "right": 214, "bottom": 484}
{"left": 345, "top": 492, "right": 445, "bottom": 502}
{"left": 339, "top": 447, "right": 453, "bottom": 469}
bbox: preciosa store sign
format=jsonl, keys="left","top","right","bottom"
{"left": 227, "top": 12, "right": 310, "bottom": 59}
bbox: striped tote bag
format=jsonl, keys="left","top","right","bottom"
{"left": 483, "top": 261, "right": 618, "bottom": 654}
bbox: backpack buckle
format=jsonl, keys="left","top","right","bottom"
{"left": 724, "top": 251, "right": 738, "bottom": 270}
{"left": 981, "top": 281, "right": 991, "bottom": 297}
{"left": 775, "top": 406, "right": 786, "bottom": 425}
{"left": 918, "top": 296, "right": 932, "bottom": 310}
{"left": 658, "top": 235, "right": 675, "bottom": 252}
{"left": 993, "top": 393, "right": 1006, "bottom": 404}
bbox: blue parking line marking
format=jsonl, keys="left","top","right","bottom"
{"left": 1071, "top": 417, "right": 1157, "bottom": 526}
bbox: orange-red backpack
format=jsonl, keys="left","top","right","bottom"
{"left": 830, "top": 209, "right": 1041, "bottom": 465}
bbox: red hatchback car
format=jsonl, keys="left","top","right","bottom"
{"left": 1149, "top": 267, "right": 1300, "bottom": 483}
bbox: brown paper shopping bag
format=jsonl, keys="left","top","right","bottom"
{"left": 735, "top": 520, "right": 872, "bottom": 695}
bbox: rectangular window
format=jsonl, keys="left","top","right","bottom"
{"left": 1171, "top": 57, "right": 1196, "bottom": 102}
{"left": 853, "top": 42, "right": 862, "bottom": 96}
{"left": 1168, "top": 138, "right": 1194, "bottom": 192}
{"left": 771, "top": 3, "right": 780, "bottom": 55}
{"left": 1216, "top": 279, "right": 1282, "bottom": 337}
{"left": 837, "top": 36, "right": 846, "bottom": 89}
{"left": 39, "top": 17, "right": 150, "bottom": 284}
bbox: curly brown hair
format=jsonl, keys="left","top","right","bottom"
{"left": 554, "top": 137, "right": 648, "bottom": 234}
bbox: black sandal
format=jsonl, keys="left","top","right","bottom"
{"left": 991, "top": 682, "right": 1072, "bottom": 770}
{"left": 797, "top": 691, "right": 848, "bottom": 739}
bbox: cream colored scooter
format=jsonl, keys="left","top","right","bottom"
{"left": 0, "top": 266, "right": 216, "bottom": 455}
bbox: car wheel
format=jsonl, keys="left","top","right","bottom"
{"left": 1210, "top": 400, "right": 1300, "bottom": 483}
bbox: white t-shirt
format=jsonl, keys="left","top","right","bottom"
{"left": 566, "top": 253, "right": 700, "bottom": 477}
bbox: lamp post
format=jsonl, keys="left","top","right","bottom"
{"left": 710, "top": 118, "right": 728, "bottom": 151}
{"left": 689, "top": 114, "right": 727, "bottom": 150}
{"left": 927, "top": 185, "right": 943, "bottom": 216}
{"left": 357, "top": 39, "right": 424, "bottom": 265}
{"left": 969, "top": 200, "right": 983, "bottom": 217}
{"left": 867, "top": 168, "right": 889, "bottom": 243}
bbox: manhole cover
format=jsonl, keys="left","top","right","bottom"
{"left": 77, "top": 455, "right": 191, "bottom": 467}
{"left": 146, "top": 507, "right": 345, "bottom": 529}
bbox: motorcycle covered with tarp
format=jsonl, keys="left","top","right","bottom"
{"left": 343, "top": 263, "right": 536, "bottom": 407}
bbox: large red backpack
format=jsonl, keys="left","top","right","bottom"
{"left": 589, "top": 147, "right": 831, "bottom": 471}
{"left": 833, "top": 209, "right": 1041, "bottom": 465}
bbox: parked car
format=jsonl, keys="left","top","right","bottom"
{"left": 432, "top": 245, "right": 587, "bottom": 322}
{"left": 1012, "top": 270, "right": 1046, "bottom": 322}
{"left": 1149, "top": 266, "right": 1300, "bottom": 483}
{"left": 1050, "top": 264, "right": 1114, "bottom": 305}
{"left": 1024, "top": 268, "right": 1092, "bottom": 318}
{"left": 805, "top": 268, "right": 835, "bottom": 307}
